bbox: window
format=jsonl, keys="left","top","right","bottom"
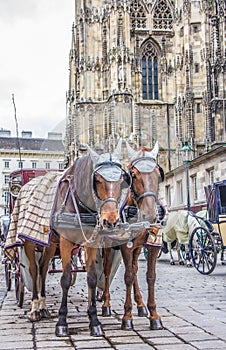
{"left": 209, "top": 170, "right": 214, "bottom": 184}
{"left": 176, "top": 180, "right": 183, "bottom": 204}
{"left": 4, "top": 191, "right": 9, "bottom": 205}
{"left": 196, "top": 103, "right": 201, "bottom": 113}
{"left": 59, "top": 163, "right": 64, "bottom": 170}
{"left": 195, "top": 63, "right": 199, "bottom": 73}
{"left": 142, "top": 42, "right": 159, "bottom": 100}
{"left": 207, "top": 168, "right": 214, "bottom": 184}
{"left": 32, "top": 162, "right": 37, "bottom": 169}
{"left": 4, "top": 175, "right": 10, "bottom": 185}
{"left": 165, "top": 185, "right": 171, "bottom": 207}
{"left": 193, "top": 176, "right": 198, "bottom": 201}
{"left": 4, "top": 161, "right": 10, "bottom": 169}
{"left": 45, "top": 162, "right": 50, "bottom": 170}
{"left": 18, "top": 161, "right": 23, "bottom": 169}
{"left": 193, "top": 26, "right": 198, "bottom": 33}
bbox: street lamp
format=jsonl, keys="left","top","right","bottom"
{"left": 181, "top": 140, "right": 193, "bottom": 212}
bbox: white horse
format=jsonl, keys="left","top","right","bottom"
{"left": 162, "top": 210, "right": 205, "bottom": 267}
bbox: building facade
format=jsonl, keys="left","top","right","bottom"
{"left": 0, "top": 129, "right": 64, "bottom": 216}
{"left": 64, "top": 0, "right": 226, "bottom": 210}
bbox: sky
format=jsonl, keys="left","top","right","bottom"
{"left": 0, "top": 0, "right": 75, "bottom": 139}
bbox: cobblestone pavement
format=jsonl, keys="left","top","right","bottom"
{"left": 0, "top": 249, "right": 226, "bottom": 350}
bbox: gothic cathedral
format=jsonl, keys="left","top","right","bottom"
{"left": 64, "top": 0, "right": 226, "bottom": 172}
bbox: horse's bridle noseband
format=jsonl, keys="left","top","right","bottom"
{"left": 129, "top": 157, "right": 160, "bottom": 204}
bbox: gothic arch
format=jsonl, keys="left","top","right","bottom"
{"left": 152, "top": 0, "right": 173, "bottom": 30}
{"left": 140, "top": 39, "right": 161, "bottom": 100}
{"left": 130, "top": 0, "right": 148, "bottom": 30}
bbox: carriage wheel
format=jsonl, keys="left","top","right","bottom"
{"left": 5, "top": 261, "right": 12, "bottom": 291}
{"left": 14, "top": 250, "right": 25, "bottom": 307}
{"left": 15, "top": 266, "right": 25, "bottom": 307}
{"left": 189, "top": 227, "right": 217, "bottom": 275}
{"left": 70, "top": 255, "right": 78, "bottom": 286}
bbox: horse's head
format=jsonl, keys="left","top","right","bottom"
{"left": 87, "top": 139, "right": 126, "bottom": 229}
{"left": 127, "top": 141, "right": 164, "bottom": 223}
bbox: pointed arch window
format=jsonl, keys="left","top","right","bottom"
{"left": 142, "top": 43, "right": 159, "bottom": 100}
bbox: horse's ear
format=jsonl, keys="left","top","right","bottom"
{"left": 112, "top": 138, "right": 122, "bottom": 160}
{"left": 150, "top": 141, "right": 159, "bottom": 160}
{"left": 85, "top": 144, "right": 99, "bottom": 166}
{"left": 126, "top": 141, "right": 138, "bottom": 160}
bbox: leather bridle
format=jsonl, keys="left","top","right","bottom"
{"left": 129, "top": 157, "right": 160, "bottom": 205}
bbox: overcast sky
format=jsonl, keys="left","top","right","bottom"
{"left": 0, "top": 0, "right": 74, "bottom": 138}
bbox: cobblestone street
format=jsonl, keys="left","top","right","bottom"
{"left": 0, "top": 250, "right": 226, "bottom": 350}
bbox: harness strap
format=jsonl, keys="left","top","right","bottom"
{"left": 65, "top": 175, "right": 96, "bottom": 244}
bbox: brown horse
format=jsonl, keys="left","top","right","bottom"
{"left": 53, "top": 140, "right": 132, "bottom": 337}
{"left": 100, "top": 142, "right": 164, "bottom": 330}
{"left": 6, "top": 140, "right": 129, "bottom": 337}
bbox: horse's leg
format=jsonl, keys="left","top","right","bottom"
{"left": 102, "top": 247, "right": 113, "bottom": 317}
{"left": 132, "top": 247, "right": 148, "bottom": 317}
{"left": 38, "top": 241, "right": 57, "bottom": 318}
{"left": 120, "top": 245, "right": 134, "bottom": 330}
{"left": 146, "top": 246, "right": 163, "bottom": 330}
{"left": 167, "top": 242, "right": 175, "bottom": 265}
{"left": 85, "top": 246, "right": 104, "bottom": 336}
{"left": 177, "top": 242, "right": 185, "bottom": 265}
{"left": 55, "top": 237, "right": 74, "bottom": 337}
{"left": 184, "top": 243, "right": 192, "bottom": 267}
{"left": 24, "top": 240, "right": 41, "bottom": 321}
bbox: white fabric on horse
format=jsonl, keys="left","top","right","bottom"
{"left": 4, "top": 172, "right": 62, "bottom": 260}
{"left": 96, "top": 165, "right": 122, "bottom": 181}
{"left": 163, "top": 211, "right": 200, "bottom": 244}
{"left": 133, "top": 158, "right": 156, "bottom": 173}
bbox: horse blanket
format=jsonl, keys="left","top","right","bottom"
{"left": 4, "top": 171, "right": 63, "bottom": 260}
{"left": 163, "top": 210, "right": 201, "bottom": 244}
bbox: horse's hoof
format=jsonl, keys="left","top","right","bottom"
{"left": 150, "top": 318, "right": 163, "bottom": 330}
{"left": 121, "top": 319, "right": 134, "bottom": 330}
{"left": 55, "top": 324, "right": 68, "bottom": 337}
{"left": 138, "top": 306, "right": 148, "bottom": 317}
{"left": 90, "top": 324, "right": 104, "bottom": 336}
{"left": 179, "top": 260, "right": 185, "bottom": 265}
{"left": 28, "top": 311, "right": 41, "bottom": 322}
{"left": 40, "top": 308, "right": 51, "bottom": 319}
{"left": 186, "top": 263, "right": 192, "bottom": 268}
{"left": 102, "top": 306, "right": 111, "bottom": 317}
{"left": 170, "top": 261, "right": 175, "bottom": 265}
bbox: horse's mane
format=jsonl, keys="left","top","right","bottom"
{"left": 67, "top": 155, "right": 96, "bottom": 212}
{"left": 137, "top": 146, "right": 151, "bottom": 152}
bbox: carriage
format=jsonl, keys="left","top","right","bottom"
{"left": 189, "top": 180, "right": 226, "bottom": 275}
{"left": 2, "top": 168, "right": 86, "bottom": 307}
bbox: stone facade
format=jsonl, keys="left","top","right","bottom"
{"left": 64, "top": 0, "right": 226, "bottom": 210}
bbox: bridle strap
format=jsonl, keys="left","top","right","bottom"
{"left": 135, "top": 191, "right": 157, "bottom": 203}
{"left": 130, "top": 157, "right": 159, "bottom": 204}
{"left": 99, "top": 197, "right": 118, "bottom": 211}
